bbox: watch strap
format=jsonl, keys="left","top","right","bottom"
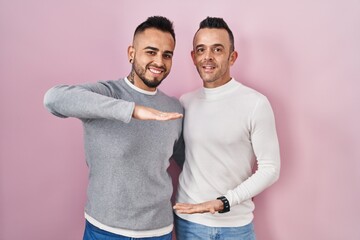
{"left": 217, "top": 196, "right": 230, "bottom": 213}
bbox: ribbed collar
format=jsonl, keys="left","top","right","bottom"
{"left": 201, "top": 78, "right": 240, "bottom": 100}
{"left": 124, "top": 77, "right": 157, "bottom": 95}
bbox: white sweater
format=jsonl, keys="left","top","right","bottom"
{"left": 176, "top": 79, "right": 280, "bottom": 227}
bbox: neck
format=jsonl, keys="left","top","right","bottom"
{"left": 127, "top": 71, "right": 156, "bottom": 92}
{"left": 203, "top": 77, "right": 232, "bottom": 89}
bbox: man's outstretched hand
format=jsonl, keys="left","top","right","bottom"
{"left": 173, "top": 200, "right": 224, "bottom": 214}
{"left": 133, "top": 105, "right": 183, "bottom": 121}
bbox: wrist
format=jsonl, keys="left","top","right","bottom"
{"left": 216, "top": 196, "right": 230, "bottom": 213}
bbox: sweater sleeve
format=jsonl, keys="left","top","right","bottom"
{"left": 225, "top": 96, "right": 281, "bottom": 206}
{"left": 43, "top": 81, "right": 135, "bottom": 123}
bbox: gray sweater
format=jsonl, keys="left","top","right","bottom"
{"left": 44, "top": 78, "right": 184, "bottom": 231}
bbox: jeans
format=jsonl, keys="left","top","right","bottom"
{"left": 175, "top": 215, "right": 256, "bottom": 240}
{"left": 83, "top": 220, "right": 172, "bottom": 240}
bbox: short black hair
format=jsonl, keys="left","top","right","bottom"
{"left": 197, "top": 17, "right": 234, "bottom": 52}
{"left": 134, "top": 16, "right": 175, "bottom": 43}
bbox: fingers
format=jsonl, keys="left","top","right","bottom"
{"left": 173, "top": 203, "right": 214, "bottom": 214}
{"left": 132, "top": 105, "right": 183, "bottom": 121}
{"left": 156, "top": 112, "right": 183, "bottom": 121}
{"left": 173, "top": 203, "right": 195, "bottom": 214}
{"left": 173, "top": 203, "right": 193, "bottom": 210}
{"left": 173, "top": 206, "right": 202, "bottom": 214}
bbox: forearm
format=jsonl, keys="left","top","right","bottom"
{"left": 225, "top": 158, "right": 280, "bottom": 206}
{"left": 43, "top": 85, "right": 135, "bottom": 122}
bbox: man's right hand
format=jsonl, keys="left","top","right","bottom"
{"left": 173, "top": 200, "right": 224, "bottom": 214}
{"left": 132, "top": 105, "right": 183, "bottom": 121}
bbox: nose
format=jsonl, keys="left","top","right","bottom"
{"left": 204, "top": 50, "right": 214, "bottom": 61}
{"left": 153, "top": 53, "right": 165, "bottom": 66}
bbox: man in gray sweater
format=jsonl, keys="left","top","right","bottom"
{"left": 44, "top": 16, "right": 184, "bottom": 240}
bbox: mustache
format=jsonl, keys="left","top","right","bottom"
{"left": 201, "top": 62, "right": 217, "bottom": 67}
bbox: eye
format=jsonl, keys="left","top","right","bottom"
{"left": 196, "top": 48, "right": 205, "bottom": 55}
{"left": 163, "top": 53, "right": 173, "bottom": 59}
{"left": 146, "top": 51, "right": 156, "bottom": 56}
{"left": 213, "top": 47, "right": 223, "bottom": 53}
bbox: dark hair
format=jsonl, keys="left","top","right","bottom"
{"left": 197, "top": 17, "right": 234, "bottom": 52}
{"left": 134, "top": 16, "right": 175, "bottom": 43}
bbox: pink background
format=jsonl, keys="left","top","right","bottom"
{"left": 1, "top": 0, "right": 360, "bottom": 239}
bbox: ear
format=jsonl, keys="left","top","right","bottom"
{"left": 191, "top": 50, "right": 196, "bottom": 65}
{"left": 128, "top": 45, "right": 135, "bottom": 63}
{"left": 229, "top": 50, "right": 238, "bottom": 66}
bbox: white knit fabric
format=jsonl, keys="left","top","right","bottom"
{"left": 176, "top": 79, "right": 280, "bottom": 227}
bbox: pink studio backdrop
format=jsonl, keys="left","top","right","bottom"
{"left": 1, "top": 0, "right": 360, "bottom": 239}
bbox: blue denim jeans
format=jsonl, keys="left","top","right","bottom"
{"left": 175, "top": 215, "right": 256, "bottom": 240}
{"left": 83, "top": 220, "right": 172, "bottom": 240}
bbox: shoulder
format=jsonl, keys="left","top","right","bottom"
{"left": 80, "top": 79, "right": 124, "bottom": 92}
{"left": 97, "top": 78, "right": 125, "bottom": 89}
{"left": 235, "top": 81, "right": 269, "bottom": 104}
{"left": 87, "top": 78, "right": 128, "bottom": 97}
{"left": 236, "top": 84, "right": 275, "bottom": 118}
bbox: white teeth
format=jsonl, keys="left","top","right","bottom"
{"left": 149, "top": 68, "right": 162, "bottom": 74}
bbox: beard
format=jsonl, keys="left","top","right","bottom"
{"left": 132, "top": 61, "right": 168, "bottom": 88}
{"left": 141, "top": 74, "right": 163, "bottom": 88}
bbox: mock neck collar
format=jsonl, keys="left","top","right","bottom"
{"left": 202, "top": 78, "right": 239, "bottom": 99}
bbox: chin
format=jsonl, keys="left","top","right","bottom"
{"left": 143, "top": 79, "right": 163, "bottom": 88}
{"left": 203, "top": 78, "right": 216, "bottom": 83}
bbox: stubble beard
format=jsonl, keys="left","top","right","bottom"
{"left": 197, "top": 61, "right": 231, "bottom": 85}
{"left": 132, "top": 61, "right": 168, "bottom": 88}
{"left": 197, "top": 66, "right": 219, "bottom": 84}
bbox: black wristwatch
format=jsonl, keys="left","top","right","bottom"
{"left": 217, "top": 196, "right": 230, "bottom": 213}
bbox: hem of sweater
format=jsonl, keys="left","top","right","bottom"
{"left": 174, "top": 211, "right": 253, "bottom": 228}
{"left": 85, "top": 212, "right": 173, "bottom": 238}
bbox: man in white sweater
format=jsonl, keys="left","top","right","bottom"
{"left": 173, "top": 17, "right": 281, "bottom": 240}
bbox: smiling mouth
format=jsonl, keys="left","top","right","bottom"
{"left": 202, "top": 65, "right": 216, "bottom": 72}
{"left": 148, "top": 66, "right": 165, "bottom": 74}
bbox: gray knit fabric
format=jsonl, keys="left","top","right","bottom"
{"left": 44, "top": 78, "right": 184, "bottom": 230}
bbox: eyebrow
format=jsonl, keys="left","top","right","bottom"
{"left": 195, "top": 43, "right": 225, "bottom": 49}
{"left": 144, "top": 46, "right": 159, "bottom": 51}
{"left": 144, "top": 46, "right": 173, "bottom": 55}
